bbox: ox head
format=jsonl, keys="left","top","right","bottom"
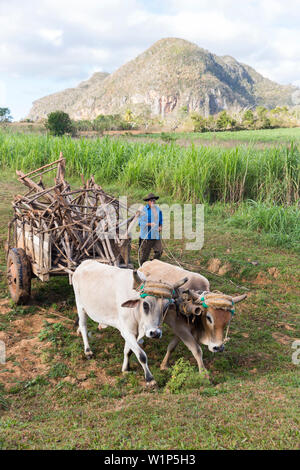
{"left": 121, "top": 270, "right": 188, "bottom": 339}
{"left": 186, "top": 290, "right": 247, "bottom": 352}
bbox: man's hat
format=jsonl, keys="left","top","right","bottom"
{"left": 143, "top": 192, "right": 159, "bottom": 201}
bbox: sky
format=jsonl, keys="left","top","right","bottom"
{"left": 1, "top": 0, "right": 300, "bottom": 120}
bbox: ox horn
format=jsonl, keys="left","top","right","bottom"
{"left": 133, "top": 269, "right": 145, "bottom": 288}
{"left": 173, "top": 276, "right": 189, "bottom": 289}
{"left": 184, "top": 289, "right": 201, "bottom": 302}
{"left": 232, "top": 294, "right": 247, "bottom": 303}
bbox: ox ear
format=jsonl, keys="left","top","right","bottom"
{"left": 121, "top": 299, "right": 140, "bottom": 308}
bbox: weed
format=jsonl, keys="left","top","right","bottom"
{"left": 0, "top": 393, "right": 9, "bottom": 411}
{"left": 48, "top": 363, "right": 69, "bottom": 379}
{"left": 38, "top": 321, "right": 72, "bottom": 347}
{"left": 164, "top": 358, "right": 210, "bottom": 394}
{"left": 24, "top": 375, "right": 49, "bottom": 389}
{"left": 100, "top": 383, "right": 124, "bottom": 399}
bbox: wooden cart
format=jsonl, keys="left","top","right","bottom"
{"left": 6, "top": 155, "right": 141, "bottom": 304}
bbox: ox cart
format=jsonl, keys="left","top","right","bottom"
{"left": 6, "top": 154, "right": 141, "bottom": 304}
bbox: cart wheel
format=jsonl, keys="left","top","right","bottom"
{"left": 7, "top": 248, "right": 31, "bottom": 304}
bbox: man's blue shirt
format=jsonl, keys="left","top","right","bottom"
{"left": 138, "top": 204, "right": 163, "bottom": 240}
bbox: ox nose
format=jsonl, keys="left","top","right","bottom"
{"left": 149, "top": 329, "right": 162, "bottom": 339}
{"left": 213, "top": 345, "right": 225, "bottom": 353}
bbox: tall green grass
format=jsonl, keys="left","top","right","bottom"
{"left": 0, "top": 131, "right": 299, "bottom": 204}
{"left": 226, "top": 201, "right": 300, "bottom": 251}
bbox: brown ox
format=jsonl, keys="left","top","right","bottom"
{"left": 139, "top": 260, "right": 247, "bottom": 373}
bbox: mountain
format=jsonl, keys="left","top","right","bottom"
{"left": 27, "top": 38, "right": 299, "bottom": 121}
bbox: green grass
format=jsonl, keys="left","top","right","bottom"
{"left": 136, "top": 127, "right": 300, "bottom": 143}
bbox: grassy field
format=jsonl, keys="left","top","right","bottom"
{"left": 134, "top": 127, "right": 300, "bottom": 144}
{"left": 0, "top": 130, "right": 299, "bottom": 449}
{"left": 5, "top": 123, "right": 300, "bottom": 145}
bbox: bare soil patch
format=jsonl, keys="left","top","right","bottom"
{"left": 0, "top": 301, "right": 115, "bottom": 390}
{"left": 0, "top": 311, "right": 55, "bottom": 389}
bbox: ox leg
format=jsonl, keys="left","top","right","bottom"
{"left": 122, "top": 333, "right": 156, "bottom": 386}
{"left": 176, "top": 329, "right": 206, "bottom": 374}
{"left": 122, "top": 342, "right": 133, "bottom": 373}
{"left": 77, "top": 305, "right": 94, "bottom": 359}
{"left": 160, "top": 336, "right": 180, "bottom": 370}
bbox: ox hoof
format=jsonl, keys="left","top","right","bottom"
{"left": 199, "top": 368, "right": 210, "bottom": 381}
{"left": 146, "top": 379, "right": 157, "bottom": 389}
{"left": 85, "top": 349, "right": 94, "bottom": 359}
{"left": 160, "top": 363, "right": 169, "bottom": 371}
{"left": 122, "top": 370, "right": 130, "bottom": 375}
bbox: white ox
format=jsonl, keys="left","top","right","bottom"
{"left": 72, "top": 260, "right": 186, "bottom": 385}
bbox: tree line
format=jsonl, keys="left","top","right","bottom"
{"left": 2, "top": 105, "right": 299, "bottom": 136}
{"left": 189, "top": 106, "right": 298, "bottom": 132}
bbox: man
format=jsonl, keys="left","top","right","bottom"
{"left": 138, "top": 193, "right": 163, "bottom": 265}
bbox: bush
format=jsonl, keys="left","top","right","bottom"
{"left": 190, "top": 112, "right": 208, "bottom": 132}
{"left": 0, "top": 107, "right": 12, "bottom": 123}
{"left": 160, "top": 132, "right": 178, "bottom": 143}
{"left": 45, "top": 111, "right": 74, "bottom": 136}
{"left": 216, "top": 111, "right": 236, "bottom": 130}
{"left": 242, "top": 110, "right": 255, "bottom": 128}
{"left": 94, "top": 114, "right": 132, "bottom": 131}
{"left": 164, "top": 358, "right": 209, "bottom": 394}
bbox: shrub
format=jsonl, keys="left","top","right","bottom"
{"left": 45, "top": 111, "right": 74, "bottom": 136}
{"left": 94, "top": 114, "right": 132, "bottom": 131}
{"left": 0, "top": 107, "right": 12, "bottom": 123}
{"left": 242, "top": 109, "right": 255, "bottom": 128}
{"left": 164, "top": 358, "right": 209, "bottom": 394}
{"left": 216, "top": 111, "right": 236, "bottom": 130}
{"left": 190, "top": 112, "right": 208, "bottom": 132}
{"left": 160, "top": 132, "right": 178, "bottom": 143}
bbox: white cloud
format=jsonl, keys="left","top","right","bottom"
{"left": 1, "top": 0, "right": 300, "bottom": 119}
{"left": 0, "top": 81, "right": 7, "bottom": 105}
{"left": 39, "top": 29, "right": 63, "bottom": 46}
